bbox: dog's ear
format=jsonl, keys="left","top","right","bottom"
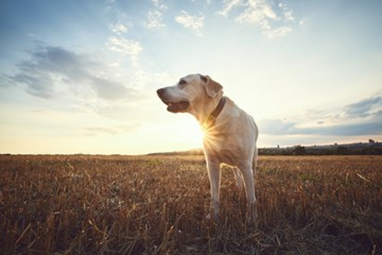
{"left": 201, "top": 75, "right": 223, "bottom": 98}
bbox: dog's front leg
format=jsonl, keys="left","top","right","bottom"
{"left": 206, "top": 160, "right": 221, "bottom": 220}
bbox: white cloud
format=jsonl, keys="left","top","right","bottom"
{"left": 265, "top": 26, "right": 293, "bottom": 38}
{"left": 147, "top": 10, "right": 166, "bottom": 29}
{"left": 192, "top": 0, "right": 212, "bottom": 4}
{"left": 262, "top": 4, "right": 278, "bottom": 20}
{"left": 218, "top": 0, "right": 243, "bottom": 17}
{"left": 109, "top": 23, "right": 128, "bottom": 34}
{"left": 146, "top": 0, "right": 167, "bottom": 29}
{"left": 175, "top": 10, "right": 204, "bottom": 36}
{"left": 105, "top": 36, "right": 142, "bottom": 56}
{"left": 152, "top": 0, "right": 168, "bottom": 10}
{"left": 279, "top": 2, "right": 295, "bottom": 21}
{"left": 299, "top": 19, "right": 307, "bottom": 26}
{"left": 236, "top": 2, "right": 277, "bottom": 24}
{"left": 219, "top": 0, "right": 295, "bottom": 38}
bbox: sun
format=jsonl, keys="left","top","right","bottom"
{"left": 179, "top": 118, "right": 204, "bottom": 149}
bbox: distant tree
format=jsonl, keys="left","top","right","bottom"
{"left": 369, "top": 139, "right": 375, "bottom": 144}
{"left": 293, "top": 145, "right": 306, "bottom": 155}
{"left": 336, "top": 146, "right": 349, "bottom": 155}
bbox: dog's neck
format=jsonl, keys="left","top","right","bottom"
{"left": 201, "top": 96, "right": 226, "bottom": 129}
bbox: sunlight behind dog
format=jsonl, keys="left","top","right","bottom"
{"left": 180, "top": 118, "right": 204, "bottom": 149}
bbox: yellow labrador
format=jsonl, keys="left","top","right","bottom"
{"left": 157, "top": 74, "right": 259, "bottom": 223}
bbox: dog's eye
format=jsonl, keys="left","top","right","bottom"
{"left": 178, "top": 79, "right": 187, "bottom": 88}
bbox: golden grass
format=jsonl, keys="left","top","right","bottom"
{"left": 0, "top": 155, "right": 381, "bottom": 254}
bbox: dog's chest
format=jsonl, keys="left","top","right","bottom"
{"left": 202, "top": 108, "right": 255, "bottom": 166}
{"left": 203, "top": 132, "right": 247, "bottom": 166}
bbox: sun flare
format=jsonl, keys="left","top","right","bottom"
{"left": 179, "top": 119, "right": 204, "bottom": 149}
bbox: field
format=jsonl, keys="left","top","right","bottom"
{"left": 0, "top": 155, "right": 381, "bottom": 254}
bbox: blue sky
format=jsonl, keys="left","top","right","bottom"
{"left": 0, "top": 0, "right": 381, "bottom": 154}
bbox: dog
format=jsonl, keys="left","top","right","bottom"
{"left": 157, "top": 74, "right": 259, "bottom": 223}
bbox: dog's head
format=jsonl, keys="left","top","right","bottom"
{"left": 157, "top": 74, "right": 223, "bottom": 114}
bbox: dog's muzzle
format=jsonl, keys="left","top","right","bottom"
{"left": 157, "top": 88, "right": 190, "bottom": 113}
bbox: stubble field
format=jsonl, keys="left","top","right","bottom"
{"left": 0, "top": 154, "right": 381, "bottom": 254}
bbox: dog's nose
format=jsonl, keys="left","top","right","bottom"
{"left": 157, "top": 88, "right": 165, "bottom": 97}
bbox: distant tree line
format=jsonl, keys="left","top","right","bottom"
{"left": 148, "top": 141, "right": 382, "bottom": 157}
{"left": 259, "top": 142, "right": 382, "bottom": 156}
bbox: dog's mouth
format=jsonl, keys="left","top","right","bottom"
{"left": 166, "top": 101, "right": 190, "bottom": 113}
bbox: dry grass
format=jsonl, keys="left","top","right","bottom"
{"left": 0, "top": 155, "right": 381, "bottom": 254}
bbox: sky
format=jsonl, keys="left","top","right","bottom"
{"left": 0, "top": 0, "right": 381, "bottom": 155}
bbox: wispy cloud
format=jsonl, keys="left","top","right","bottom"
{"left": 279, "top": 2, "right": 295, "bottom": 21}
{"left": 344, "top": 96, "right": 381, "bottom": 118}
{"left": 147, "top": 10, "right": 166, "bottom": 29}
{"left": 105, "top": 36, "right": 142, "bottom": 56}
{"left": 146, "top": 0, "right": 168, "bottom": 29}
{"left": 218, "top": 0, "right": 295, "bottom": 38}
{"left": 263, "top": 26, "right": 292, "bottom": 38}
{"left": 105, "top": 36, "right": 142, "bottom": 68}
{"left": 152, "top": 0, "right": 168, "bottom": 10}
{"left": 260, "top": 94, "right": 382, "bottom": 139}
{"left": 84, "top": 124, "right": 140, "bottom": 136}
{"left": 5, "top": 44, "right": 136, "bottom": 101}
{"left": 260, "top": 117, "right": 381, "bottom": 137}
{"left": 175, "top": 10, "right": 204, "bottom": 36}
{"left": 109, "top": 22, "right": 128, "bottom": 34}
{"left": 218, "top": 0, "right": 243, "bottom": 17}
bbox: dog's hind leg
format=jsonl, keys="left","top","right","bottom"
{"left": 253, "top": 146, "right": 258, "bottom": 172}
{"left": 232, "top": 167, "right": 243, "bottom": 188}
{"left": 240, "top": 163, "right": 257, "bottom": 224}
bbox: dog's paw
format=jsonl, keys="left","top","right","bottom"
{"left": 246, "top": 202, "right": 258, "bottom": 225}
{"left": 206, "top": 212, "right": 219, "bottom": 221}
